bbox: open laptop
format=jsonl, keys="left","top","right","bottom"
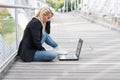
{"left": 58, "top": 38, "right": 83, "bottom": 61}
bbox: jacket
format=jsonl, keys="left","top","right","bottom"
{"left": 18, "top": 18, "right": 51, "bottom": 62}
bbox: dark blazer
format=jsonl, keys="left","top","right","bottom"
{"left": 18, "top": 18, "right": 51, "bottom": 62}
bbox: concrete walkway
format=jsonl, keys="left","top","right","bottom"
{"left": 2, "top": 11, "right": 120, "bottom": 80}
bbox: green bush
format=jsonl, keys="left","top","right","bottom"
{"left": 0, "top": 9, "right": 9, "bottom": 19}
{"left": 46, "top": 0, "right": 64, "bottom": 11}
{"left": 0, "top": 9, "right": 16, "bottom": 45}
{"left": 0, "top": 8, "right": 15, "bottom": 35}
{"left": 0, "top": 17, "right": 15, "bottom": 35}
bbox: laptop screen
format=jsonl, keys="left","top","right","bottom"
{"left": 75, "top": 38, "right": 83, "bottom": 57}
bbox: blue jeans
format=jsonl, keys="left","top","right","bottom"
{"left": 34, "top": 32, "right": 58, "bottom": 61}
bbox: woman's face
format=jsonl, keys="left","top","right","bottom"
{"left": 43, "top": 14, "right": 51, "bottom": 23}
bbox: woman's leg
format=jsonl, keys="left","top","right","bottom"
{"left": 42, "top": 32, "right": 58, "bottom": 48}
{"left": 41, "top": 33, "right": 67, "bottom": 55}
{"left": 33, "top": 32, "right": 57, "bottom": 61}
{"left": 34, "top": 50, "right": 56, "bottom": 61}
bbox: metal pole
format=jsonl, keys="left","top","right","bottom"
{"left": 81, "top": 0, "right": 83, "bottom": 12}
{"left": 14, "top": 1, "right": 19, "bottom": 49}
{"left": 66, "top": 0, "right": 68, "bottom": 12}
{"left": 75, "top": 0, "right": 77, "bottom": 10}
{"left": 63, "top": 0, "right": 65, "bottom": 12}
{"left": 71, "top": 0, "right": 72, "bottom": 11}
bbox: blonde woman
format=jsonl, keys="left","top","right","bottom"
{"left": 18, "top": 7, "right": 67, "bottom": 62}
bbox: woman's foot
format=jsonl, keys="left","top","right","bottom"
{"left": 54, "top": 45, "right": 68, "bottom": 55}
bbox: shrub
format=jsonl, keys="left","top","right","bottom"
{"left": 46, "top": 0, "right": 64, "bottom": 11}
{"left": 0, "top": 8, "right": 9, "bottom": 19}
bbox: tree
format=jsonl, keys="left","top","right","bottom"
{"left": 46, "top": 0, "right": 64, "bottom": 11}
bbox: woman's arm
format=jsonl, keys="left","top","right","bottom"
{"left": 30, "top": 21, "right": 45, "bottom": 50}
{"left": 46, "top": 21, "right": 51, "bottom": 34}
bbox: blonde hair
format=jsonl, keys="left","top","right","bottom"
{"left": 35, "top": 7, "right": 54, "bottom": 21}
{"left": 35, "top": 7, "right": 54, "bottom": 34}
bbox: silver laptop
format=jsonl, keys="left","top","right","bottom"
{"left": 58, "top": 38, "right": 83, "bottom": 61}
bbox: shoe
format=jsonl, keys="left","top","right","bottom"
{"left": 54, "top": 45, "right": 68, "bottom": 55}
{"left": 56, "top": 50, "right": 68, "bottom": 55}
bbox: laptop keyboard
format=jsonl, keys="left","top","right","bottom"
{"left": 60, "top": 54, "right": 77, "bottom": 59}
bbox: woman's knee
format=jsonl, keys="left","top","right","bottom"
{"left": 34, "top": 51, "right": 56, "bottom": 61}
{"left": 48, "top": 51, "right": 57, "bottom": 59}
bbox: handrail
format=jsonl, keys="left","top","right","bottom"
{"left": 0, "top": 50, "right": 17, "bottom": 69}
{"left": 0, "top": 3, "right": 37, "bottom": 78}
{"left": 0, "top": 3, "right": 37, "bottom": 49}
{"left": 0, "top": 3, "right": 37, "bottom": 9}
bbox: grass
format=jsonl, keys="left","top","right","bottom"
{"left": 3, "top": 32, "right": 16, "bottom": 45}
{"left": 0, "top": 8, "right": 17, "bottom": 45}
{"left": 0, "top": 17, "right": 16, "bottom": 45}
{"left": 0, "top": 17, "right": 16, "bottom": 34}
{"left": 0, "top": 8, "right": 24, "bottom": 45}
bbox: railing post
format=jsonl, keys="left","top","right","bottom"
{"left": 15, "top": 1, "right": 19, "bottom": 49}
{"left": 15, "top": 9, "right": 19, "bottom": 49}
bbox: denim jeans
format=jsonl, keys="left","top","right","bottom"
{"left": 34, "top": 32, "right": 58, "bottom": 61}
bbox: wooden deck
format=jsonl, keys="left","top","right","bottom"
{"left": 2, "top": 12, "right": 120, "bottom": 80}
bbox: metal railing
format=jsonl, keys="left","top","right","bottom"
{"left": 0, "top": 3, "right": 37, "bottom": 79}
{"left": 0, "top": 3, "right": 37, "bottom": 9}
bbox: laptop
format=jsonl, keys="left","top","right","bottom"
{"left": 58, "top": 38, "right": 83, "bottom": 61}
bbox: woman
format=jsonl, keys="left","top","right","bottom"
{"left": 18, "top": 7, "right": 67, "bottom": 62}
